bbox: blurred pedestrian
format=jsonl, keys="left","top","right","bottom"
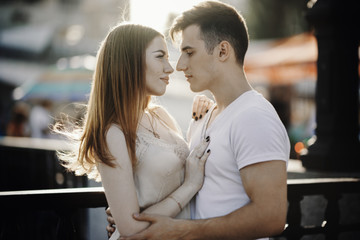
{"left": 29, "top": 99, "right": 53, "bottom": 138}
{"left": 6, "top": 101, "right": 30, "bottom": 137}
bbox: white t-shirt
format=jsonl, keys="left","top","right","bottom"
{"left": 187, "top": 90, "right": 290, "bottom": 240}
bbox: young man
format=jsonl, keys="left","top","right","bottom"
{"left": 110, "top": 1, "right": 290, "bottom": 239}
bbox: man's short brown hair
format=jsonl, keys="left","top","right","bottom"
{"left": 170, "top": 1, "right": 249, "bottom": 65}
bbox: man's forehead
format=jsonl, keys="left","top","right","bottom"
{"left": 180, "top": 25, "right": 201, "bottom": 49}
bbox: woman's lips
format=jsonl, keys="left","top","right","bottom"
{"left": 160, "top": 77, "right": 169, "bottom": 84}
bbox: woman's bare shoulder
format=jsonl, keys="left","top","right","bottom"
{"left": 106, "top": 124, "right": 126, "bottom": 142}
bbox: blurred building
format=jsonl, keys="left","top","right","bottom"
{"left": 0, "top": 0, "right": 130, "bottom": 135}
{"left": 245, "top": 32, "right": 318, "bottom": 157}
{"left": 0, "top": 1, "right": 129, "bottom": 239}
{"left": 245, "top": 29, "right": 360, "bottom": 161}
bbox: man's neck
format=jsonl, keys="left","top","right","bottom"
{"left": 210, "top": 68, "right": 252, "bottom": 112}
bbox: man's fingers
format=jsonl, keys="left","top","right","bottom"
{"left": 132, "top": 213, "right": 160, "bottom": 223}
{"left": 120, "top": 214, "right": 165, "bottom": 240}
{"left": 106, "top": 224, "right": 115, "bottom": 233}
{"left": 106, "top": 207, "right": 112, "bottom": 216}
{"left": 107, "top": 216, "right": 115, "bottom": 224}
{"left": 120, "top": 232, "right": 146, "bottom": 240}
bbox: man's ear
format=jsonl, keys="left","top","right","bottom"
{"left": 217, "top": 41, "right": 231, "bottom": 61}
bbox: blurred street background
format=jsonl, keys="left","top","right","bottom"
{"left": 0, "top": 0, "right": 359, "bottom": 239}
{"left": 0, "top": 0, "right": 317, "bottom": 155}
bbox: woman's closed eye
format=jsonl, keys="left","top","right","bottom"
{"left": 156, "top": 53, "right": 170, "bottom": 60}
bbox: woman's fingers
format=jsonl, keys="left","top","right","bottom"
{"left": 200, "top": 148, "right": 211, "bottom": 165}
{"left": 192, "top": 95, "right": 202, "bottom": 120}
{"left": 191, "top": 136, "right": 210, "bottom": 160}
{"left": 192, "top": 95, "right": 214, "bottom": 121}
{"left": 196, "top": 100, "right": 209, "bottom": 120}
{"left": 184, "top": 137, "right": 211, "bottom": 189}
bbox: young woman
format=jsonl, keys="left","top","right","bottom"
{"left": 55, "top": 23, "right": 211, "bottom": 238}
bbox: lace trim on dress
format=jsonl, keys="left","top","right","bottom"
{"left": 135, "top": 130, "right": 189, "bottom": 165}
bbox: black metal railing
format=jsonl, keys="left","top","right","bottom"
{"left": 277, "top": 178, "right": 360, "bottom": 240}
{"left": 0, "top": 137, "right": 87, "bottom": 191}
{"left": 0, "top": 178, "right": 359, "bottom": 240}
{"left": 0, "top": 187, "right": 106, "bottom": 240}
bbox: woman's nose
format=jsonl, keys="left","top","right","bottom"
{"left": 165, "top": 61, "right": 174, "bottom": 74}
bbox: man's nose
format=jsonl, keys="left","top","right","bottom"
{"left": 176, "top": 56, "right": 187, "bottom": 72}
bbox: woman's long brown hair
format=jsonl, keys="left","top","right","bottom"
{"left": 55, "top": 23, "right": 162, "bottom": 180}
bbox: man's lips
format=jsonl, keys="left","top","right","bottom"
{"left": 185, "top": 74, "right": 192, "bottom": 80}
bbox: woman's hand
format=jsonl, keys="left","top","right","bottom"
{"left": 192, "top": 95, "right": 214, "bottom": 121}
{"left": 184, "top": 137, "right": 211, "bottom": 191}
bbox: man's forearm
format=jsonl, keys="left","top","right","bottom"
{"left": 180, "top": 202, "right": 286, "bottom": 240}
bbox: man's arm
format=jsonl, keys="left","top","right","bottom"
{"left": 120, "top": 160, "right": 287, "bottom": 240}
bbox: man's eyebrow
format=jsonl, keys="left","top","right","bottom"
{"left": 181, "top": 46, "right": 193, "bottom": 52}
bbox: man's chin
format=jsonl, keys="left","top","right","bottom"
{"left": 189, "top": 84, "right": 202, "bottom": 93}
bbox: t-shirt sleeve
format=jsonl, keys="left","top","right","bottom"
{"left": 230, "top": 108, "right": 290, "bottom": 170}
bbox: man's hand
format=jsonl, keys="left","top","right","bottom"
{"left": 119, "top": 213, "right": 188, "bottom": 240}
{"left": 105, "top": 207, "right": 116, "bottom": 238}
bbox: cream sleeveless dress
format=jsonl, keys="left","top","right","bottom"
{"left": 110, "top": 125, "right": 190, "bottom": 239}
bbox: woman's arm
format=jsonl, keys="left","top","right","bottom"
{"left": 141, "top": 136, "right": 210, "bottom": 216}
{"left": 99, "top": 125, "right": 147, "bottom": 236}
{"left": 118, "top": 161, "right": 287, "bottom": 240}
{"left": 100, "top": 125, "right": 210, "bottom": 237}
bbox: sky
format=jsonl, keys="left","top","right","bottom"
{"left": 130, "top": 0, "right": 206, "bottom": 33}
